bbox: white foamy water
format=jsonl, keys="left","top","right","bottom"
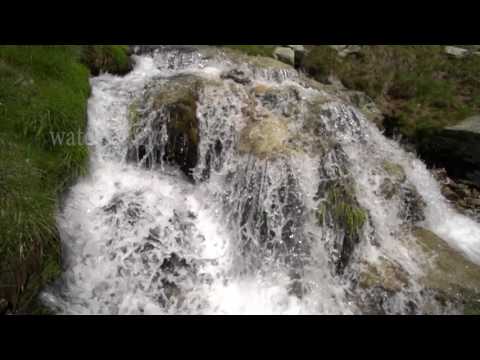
{"left": 41, "top": 47, "right": 480, "bottom": 315}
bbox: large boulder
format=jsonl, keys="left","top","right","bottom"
{"left": 287, "top": 45, "right": 306, "bottom": 68}
{"left": 444, "top": 46, "right": 469, "bottom": 59}
{"left": 127, "top": 75, "right": 203, "bottom": 181}
{"left": 419, "top": 115, "right": 480, "bottom": 187}
{"left": 273, "top": 47, "right": 295, "bottom": 66}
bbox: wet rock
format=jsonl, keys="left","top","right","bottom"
{"left": 239, "top": 115, "right": 292, "bottom": 159}
{"left": 399, "top": 186, "right": 426, "bottom": 224}
{"left": 316, "top": 175, "right": 368, "bottom": 274}
{"left": 228, "top": 159, "right": 308, "bottom": 277}
{"left": 414, "top": 227, "right": 480, "bottom": 313}
{"left": 128, "top": 75, "right": 204, "bottom": 181}
{"left": 358, "top": 257, "right": 409, "bottom": 293}
{"left": 103, "top": 196, "right": 124, "bottom": 214}
{"left": 382, "top": 160, "right": 407, "bottom": 183}
{"left": 160, "top": 253, "right": 189, "bottom": 275}
{"left": 346, "top": 91, "right": 384, "bottom": 128}
{"left": 254, "top": 85, "right": 301, "bottom": 118}
{"left": 433, "top": 168, "right": 480, "bottom": 221}
{"left": 379, "top": 178, "right": 398, "bottom": 200}
{"left": 221, "top": 69, "right": 251, "bottom": 85}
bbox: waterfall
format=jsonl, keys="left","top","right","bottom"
{"left": 41, "top": 46, "right": 480, "bottom": 315}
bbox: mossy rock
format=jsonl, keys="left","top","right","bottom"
{"left": 316, "top": 180, "right": 368, "bottom": 273}
{"left": 158, "top": 83, "right": 200, "bottom": 179}
{"left": 382, "top": 160, "right": 407, "bottom": 183}
{"left": 317, "top": 182, "right": 368, "bottom": 237}
{"left": 81, "top": 45, "right": 132, "bottom": 76}
{"left": 239, "top": 115, "right": 296, "bottom": 159}
{"left": 358, "top": 257, "right": 410, "bottom": 293}
{"left": 128, "top": 75, "right": 207, "bottom": 180}
{"left": 414, "top": 227, "right": 480, "bottom": 313}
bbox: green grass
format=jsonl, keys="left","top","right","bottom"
{"left": 300, "top": 45, "right": 480, "bottom": 142}
{"left": 0, "top": 45, "right": 131, "bottom": 313}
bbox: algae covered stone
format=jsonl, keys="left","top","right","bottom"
{"left": 239, "top": 115, "right": 292, "bottom": 159}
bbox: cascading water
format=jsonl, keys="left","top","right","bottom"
{"left": 41, "top": 46, "right": 480, "bottom": 315}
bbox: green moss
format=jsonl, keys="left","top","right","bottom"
{"left": 317, "top": 182, "right": 367, "bottom": 236}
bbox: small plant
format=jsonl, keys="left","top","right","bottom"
{"left": 317, "top": 182, "right": 367, "bottom": 236}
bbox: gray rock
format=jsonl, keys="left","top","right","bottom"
{"left": 221, "top": 69, "right": 251, "bottom": 85}
{"left": 288, "top": 45, "right": 306, "bottom": 53}
{"left": 444, "top": 46, "right": 469, "bottom": 58}
{"left": 287, "top": 45, "right": 307, "bottom": 68}
{"left": 273, "top": 47, "right": 295, "bottom": 66}
{"left": 330, "top": 45, "right": 363, "bottom": 58}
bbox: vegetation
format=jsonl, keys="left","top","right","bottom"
{"left": 221, "top": 45, "right": 277, "bottom": 57}
{"left": 300, "top": 45, "right": 480, "bottom": 142}
{"left": 0, "top": 45, "right": 131, "bottom": 314}
{"left": 317, "top": 183, "right": 367, "bottom": 237}
{"left": 223, "top": 45, "right": 480, "bottom": 143}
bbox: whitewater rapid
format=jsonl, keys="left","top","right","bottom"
{"left": 41, "top": 48, "right": 480, "bottom": 315}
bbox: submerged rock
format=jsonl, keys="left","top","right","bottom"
{"left": 358, "top": 257, "right": 409, "bottom": 293}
